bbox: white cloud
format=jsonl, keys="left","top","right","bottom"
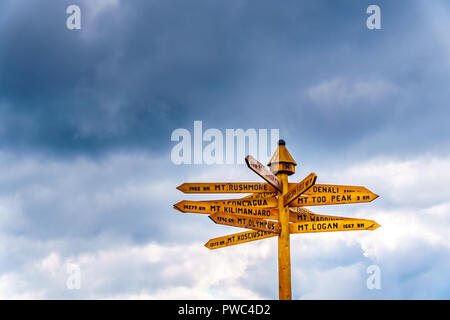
{"left": 322, "top": 154, "right": 450, "bottom": 207}
{"left": 0, "top": 240, "right": 274, "bottom": 299}
{"left": 0, "top": 151, "right": 177, "bottom": 240}
{"left": 294, "top": 262, "right": 367, "bottom": 299}
{"left": 0, "top": 273, "right": 46, "bottom": 300}
{"left": 1, "top": 151, "right": 450, "bottom": 299}
{"left": 37, "top": 252, "right": 61, "bottom": 277}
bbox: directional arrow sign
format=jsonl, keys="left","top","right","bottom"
{"left": 174, "top": 196, "right": 278, "bottom": 210}
{"left": 289, "top": 219, "right": 380, "bottom": 234}
{"left": 245, "top": 155, "right": 282, "bottom": 192}
{"left": 174, "top": 200, "right": 279, "bottom": 219}
{"left": 276, "top": 182, "right": 371, "bottom": 197}
{"left": 218, "top": 196, "right": 279, "bottom": 208}
{"left": 303, "top": 184, "right": 375, "bottom": 195}
{"left": 289, "top": 192, "right": 379, "bottom": 207}
{"left": 204, "top": 229, "right": 277, "bottom": 250}
{"left": 283, "top": 173, "right": 317, "bottom": 206}
{"left": 241, "top": 193, "right": 278, "bottom": 200}
{"left": 289, "top": 207, "right": 316, "bottom": 214}
{"left": 210, "top": 213, "right": 281, "bottom": 234}
{"left": 289, "top": 207, "right": 358, "bottom": 223}
{"left": 176, "top": 182, "right": 277, "bottom": 194}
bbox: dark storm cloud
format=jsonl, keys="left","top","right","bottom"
{"left": 1, "top": 0, "right": 300, "bottom": 156}
{"left": 2, "top": 0, "right": 448, "bottom": 159}
{"left": 1, "top": 0, "right": 307, "bottom": 154}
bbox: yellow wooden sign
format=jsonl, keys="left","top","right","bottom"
{"left": 176, "top": 182, "right": 277, "bottom": 193}
{"left": 289, "top": 219, "right": 380, "bottom": 234}
{"left": 241, "top": 192, "right": 277, "bottom": 200}
{"left": 245, "top": 155, "right": 283, "bottom": 192}
{"left": 303, "top": 184, "right": 374, "bottom": 195}
{"left": 247, "top": 183, "right": 375, "bottom": 195}
{"left": 209, "top": 213, "right": 281, "bottom": 234}
{"left": 174, "top": 196, "right": 278, "bottom": 209}
{"left": 180, "top": 183, "right": 374, "bottom": 197}
{"left": 204, "top": 229, "right": 277, "bottom": 250}
{"left": 288, "top": 206, "right": 315, "bottom": 214}
{"left": 289, "top": 192, "right": 379, "bottom": 207}
{"left": 283, "top": 173, "right": 318, "bottom": 206}
{"left": 220, "top": 196, "right": 278, "bottom": 208}
{"left": 174, "top": 200, "right": 279, "bottom": 219}
{"left": 289, "top": 207, "right": 357, "bottom": 223}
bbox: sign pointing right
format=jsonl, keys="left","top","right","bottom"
{"left": 289, "top": 192, "right": 379, "bottom": 207}
{"left": 303, "top": 184, "right": 375, "bottom": 195}
{"left": 289, "top": 207, "right": 358, "bottom": 223}
{"left": 289, "top": 219, "right": 380, "bottom": 234}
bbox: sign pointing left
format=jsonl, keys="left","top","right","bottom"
{"left": 176, "top": 182, "right": 277, "bottom": 193}
{"left": 174, "top": 200, "right": 279, "bottom": 219}
{"left": 209, "top": 213, "right": 281, "bottom": 233}
{"left": 205, "top": 229, "right": 277, "bottom": 250}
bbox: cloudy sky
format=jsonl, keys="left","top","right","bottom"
{"left": 1, "top": 0, "right": 450, "bottom": 299}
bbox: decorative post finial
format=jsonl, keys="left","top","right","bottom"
{"left": 267, "top": 139, "right": 297, "bottom": 176}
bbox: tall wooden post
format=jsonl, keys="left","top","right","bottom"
{"left": 277, "top": 172, "right": 291, "bottom": 300}
{"left": 268, "top": 140, "right": 297, "bottom": 300}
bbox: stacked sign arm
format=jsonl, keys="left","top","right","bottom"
{"left": 174, "top": 161, "right": 380, "bottom": 246}
{"left": 174, "top": 160, "right": 282, "bottom": 249}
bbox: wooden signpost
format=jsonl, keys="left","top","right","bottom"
{"left": 174, "top": 139, "right": 380, "bottom": 300}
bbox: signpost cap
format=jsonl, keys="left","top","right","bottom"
{"left": 267, "top": 140, "right": 297, "bottom": 175}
